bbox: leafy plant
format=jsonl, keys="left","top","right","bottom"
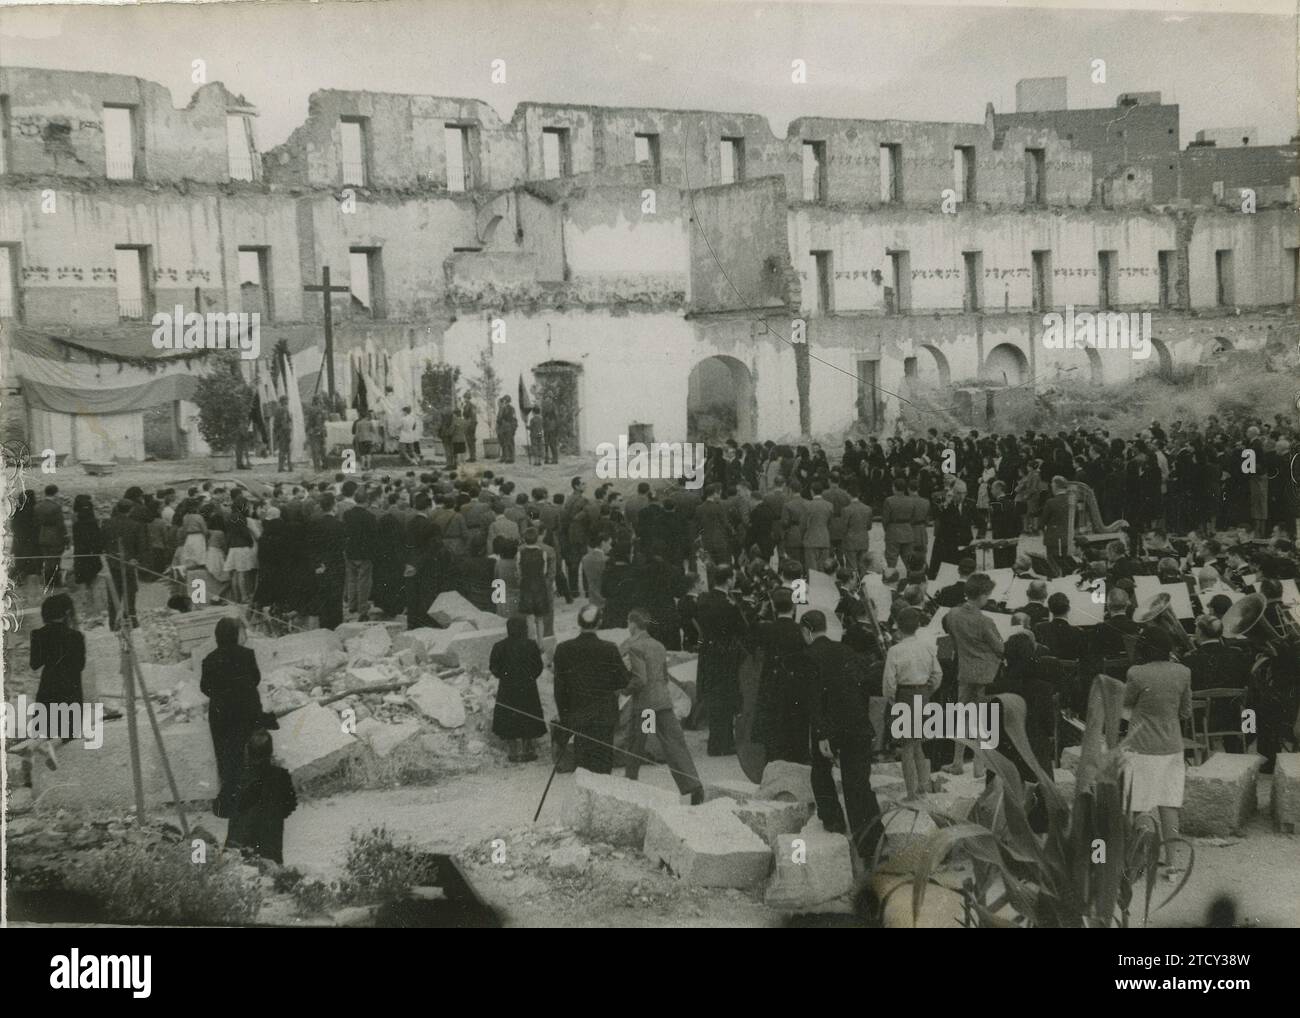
{"left": 465, "top": 346, "right": 501, "bottom": 418}
{"left": 192, "top": 364, "right": 255, "bottom": 455}
{"left": 875, "top": 676, "right": 1194, "bottom": 928}
{"left": 71, "top": 843, "right": 264, "bottom": 925}
{"left": 339, "top": 825, "right": 440, "bottom": 905}
{"left": 421, "top": 363, "right": 461, "bottom": 433}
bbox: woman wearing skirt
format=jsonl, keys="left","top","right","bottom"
{"left": 490, "top": 616, "right": 547, "bottom": 761}
{"left": 1121, "top": 626, "right": 1193, "bottom": 878}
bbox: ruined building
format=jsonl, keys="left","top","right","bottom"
{"left": 0, "top": 66, "right": 1296, "bottom": 460}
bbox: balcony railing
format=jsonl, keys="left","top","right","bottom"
{"left": 106, "top": 156, "right": 135, "bottom": 180}
{"left": 118, "top": 298, "right": 146, "bottom": 321}
{"left": 229, "top": 153, "right": 259, "bottom": 182}
{"left": 341, "top": 160, "right": 367, "bottom": 186}
{"left": 0, "top": 297, "right": 14, "bottom": 318}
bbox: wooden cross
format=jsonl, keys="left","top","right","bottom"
{"left": 303, "top": 265, "right": 350, "bottom": 399}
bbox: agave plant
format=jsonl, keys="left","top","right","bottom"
{"left": 874, "top": 674, "right": 1194, "bottom": 928}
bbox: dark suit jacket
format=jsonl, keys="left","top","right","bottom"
{"left": 553, "top": 631, "right": 628, "bottom": 729}
{"left": 1034, "top": 617, "right": 1084, "bottom": 662}
{"left": 805, "top": 635, "right": 872, "bottom": 743}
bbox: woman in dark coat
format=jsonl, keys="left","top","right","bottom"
{"left": 251, "top": 505, "right": 293, "bottom": 610}
{"left": 489, "top": 615, "right": 547, "bottom": 761}
{"left": 70, "top": 495, "right": 103, "bottom": 608}
{"left": 200, "top": 616, "right": 266, "bottom": 818}
{"left": 30, "top": 592, "right": 85, "bottom": 708}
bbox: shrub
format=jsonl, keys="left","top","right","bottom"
{"left": 338, "top": 825, "right": 439, "bottom": 905}
{"left": 193, "top": 365, "right": 255, "bottom": 455}
{"left": 71, "top": 843, "right": 263, "bottom": 925}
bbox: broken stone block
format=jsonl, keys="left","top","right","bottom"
{"left": 406, "top": 676, "right": 466, "bottom": 728}
{"left": 766, "top": 815, "right": 854, "bottom": 909}
{"left": 445, "top": 629, "right": 504, "bottom": 675}
{"left": 873, "top": 871, "right": 966, "bottom": 928}
{"left": 345, "top": 665, "right": 398, "bottom": 688}
{"left": 356, "top": 718, "right": 423, "bottom": 758}
{"left": 882, "top": 803, "right": 939, "bottom": 853}
{"left": 728, "top": 799, "right": 811, "bottom": 846}
{"left": 1272, "top": 754, "right": 1300, "bottom": 833}
{"left": 249, "top": 630, "right": 346, "bottom": 679}
{"left": 703, "top": 779, "right": 761, "bottom": 804}
{"left": 1060, "top": 745, "right": 1081, "bottom": 773}
{"left": 267, "top": 686, "right": 312, "bottom": 714}
{"left": 548, "top": 844, "right": 591, "bottom": 875}
{"left": 643, "top": 799, "right": 772, "bottom": 888}
{"left": 562, "top": 768, "right": 680, "bottom": 847}
{"left": 667, "top": 658, "right": 697, "bottom": 702}
{"left": 757, "top": 760, "right": 814, "bottom": 803}
{"left": 429, "top": 591, "right": 485, "bottom": 625}
{"left": 1181, "top": 752, "right": 1265, "bottom": 837}
{"left": 1053, "top": 768, "right": 1077, "bottom": 800}
{"left": 667, "top": 680, "right": 690, "bottom": 720}
{"left": 344, "top": 626, "right": 392, "bottom": 661}
{"left": 274, "top": 703, "right": 364, "bottom": 785}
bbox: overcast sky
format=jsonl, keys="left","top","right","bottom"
{"left": 1, "top": 0, "right": 1294, "bottom": 150}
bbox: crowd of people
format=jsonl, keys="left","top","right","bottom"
{"left": 11, "top": 410, "right": 1300, "bottom": 872}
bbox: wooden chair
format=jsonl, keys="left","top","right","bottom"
{"left": 1189, "top": 688, "right": 1248, "bottom": 763}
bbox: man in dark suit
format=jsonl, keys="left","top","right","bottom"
{"left": 801, "top": 610, "right": 882, "bottom": 861}
{"left": 1033, "top": 592, "right": 1084, "bottom": 662}
{"left": 553, "top": 604, "right": 629, "bottom": 774}
{"left": 1013, "top": 579, "right": 1051, "bottom": 627}
{"left": 1184, "top": 615, "right": 1253, "bottom": 751}
{"left": 935, "top": 557, "right": 976, "bottom": 608}
{"left": 1094, "top": 587, "right": 1141, "bottom": 663}
{"left": 308, "top": 492, "right": 348, "bottom": 630}
{"left": 1040, "top": 476, "right": 1072, "bottom": 578}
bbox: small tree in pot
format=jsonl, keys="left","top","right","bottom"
{"left": 193, "top": 365, "right": 255, "bottom": 470}
{"left": 466, "top": 346, "right": 502, "bottom": 459}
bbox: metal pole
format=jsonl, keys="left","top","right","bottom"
{"left": 111, "top": 545, "right": 147, "bottom": 822}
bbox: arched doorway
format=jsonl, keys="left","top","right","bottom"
{"left": 982, "top": 343, "right": 1028, "bottom": 386}
{"left": 688, "top": 355, "right": 755, "bottom": 443}
{"left": 1146, "top": 338, "right": 1174, "bottom": 379}
{"left": 915, "top": 344, "right": 951, "bottom": 387}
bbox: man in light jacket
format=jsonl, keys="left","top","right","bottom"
{"left": 941, "top": 572, "right": 1004, "bottom": 778}
{"left": 621, "top": 610, "right": 703, "bottom": 803}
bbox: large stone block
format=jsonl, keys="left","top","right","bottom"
{"left": 561, "top": 768, "right": 680, "bottom": 847}
{"left": 445, "top": 629, "right": 504, "bottom": 675}
{"left": 643, "top": 799, "right": 772, "bottom": 888}
{"left": 728, "top": 799, "right": 811, "bottom": 846}
{"left": 356, "top": 718, "right": 424, "bottom": 758}
{"left": 1060, "top": 745, "right": 1081, "bottom": 774}
{"left": 1181, "top": 752, "right": 1265, "bottom": 837}
{"left": 406, "top": 676, "right": 466, "bottom": 728}
{"left": 758, "top": 760, "right": 814, "bottom": 803}
{"left": 249, "top": 629, "right": 345, "bottom": 677}
{"left": 1272, "top": 754, "right": 1300, "bottom": 832}
{"left": 274, "top": 703, "right": 365, "bottom": 785}
{"left": 703, "top": 779, "right": 761, "bottom": 804}
{"left": 344, "top": 625, "right": 392, "bottom": 661}
{"left": 430, "top": 590, "right": 481, "bottom": 620}
{"left": 765, "top": 816, "right": 854, "bottom": 909}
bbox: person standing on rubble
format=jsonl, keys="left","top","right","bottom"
{"left": 201, "top": 616, "right": 267, "bottom": 819}
{"left": 553, "top": 604, "right": 628, "bottom": 774}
